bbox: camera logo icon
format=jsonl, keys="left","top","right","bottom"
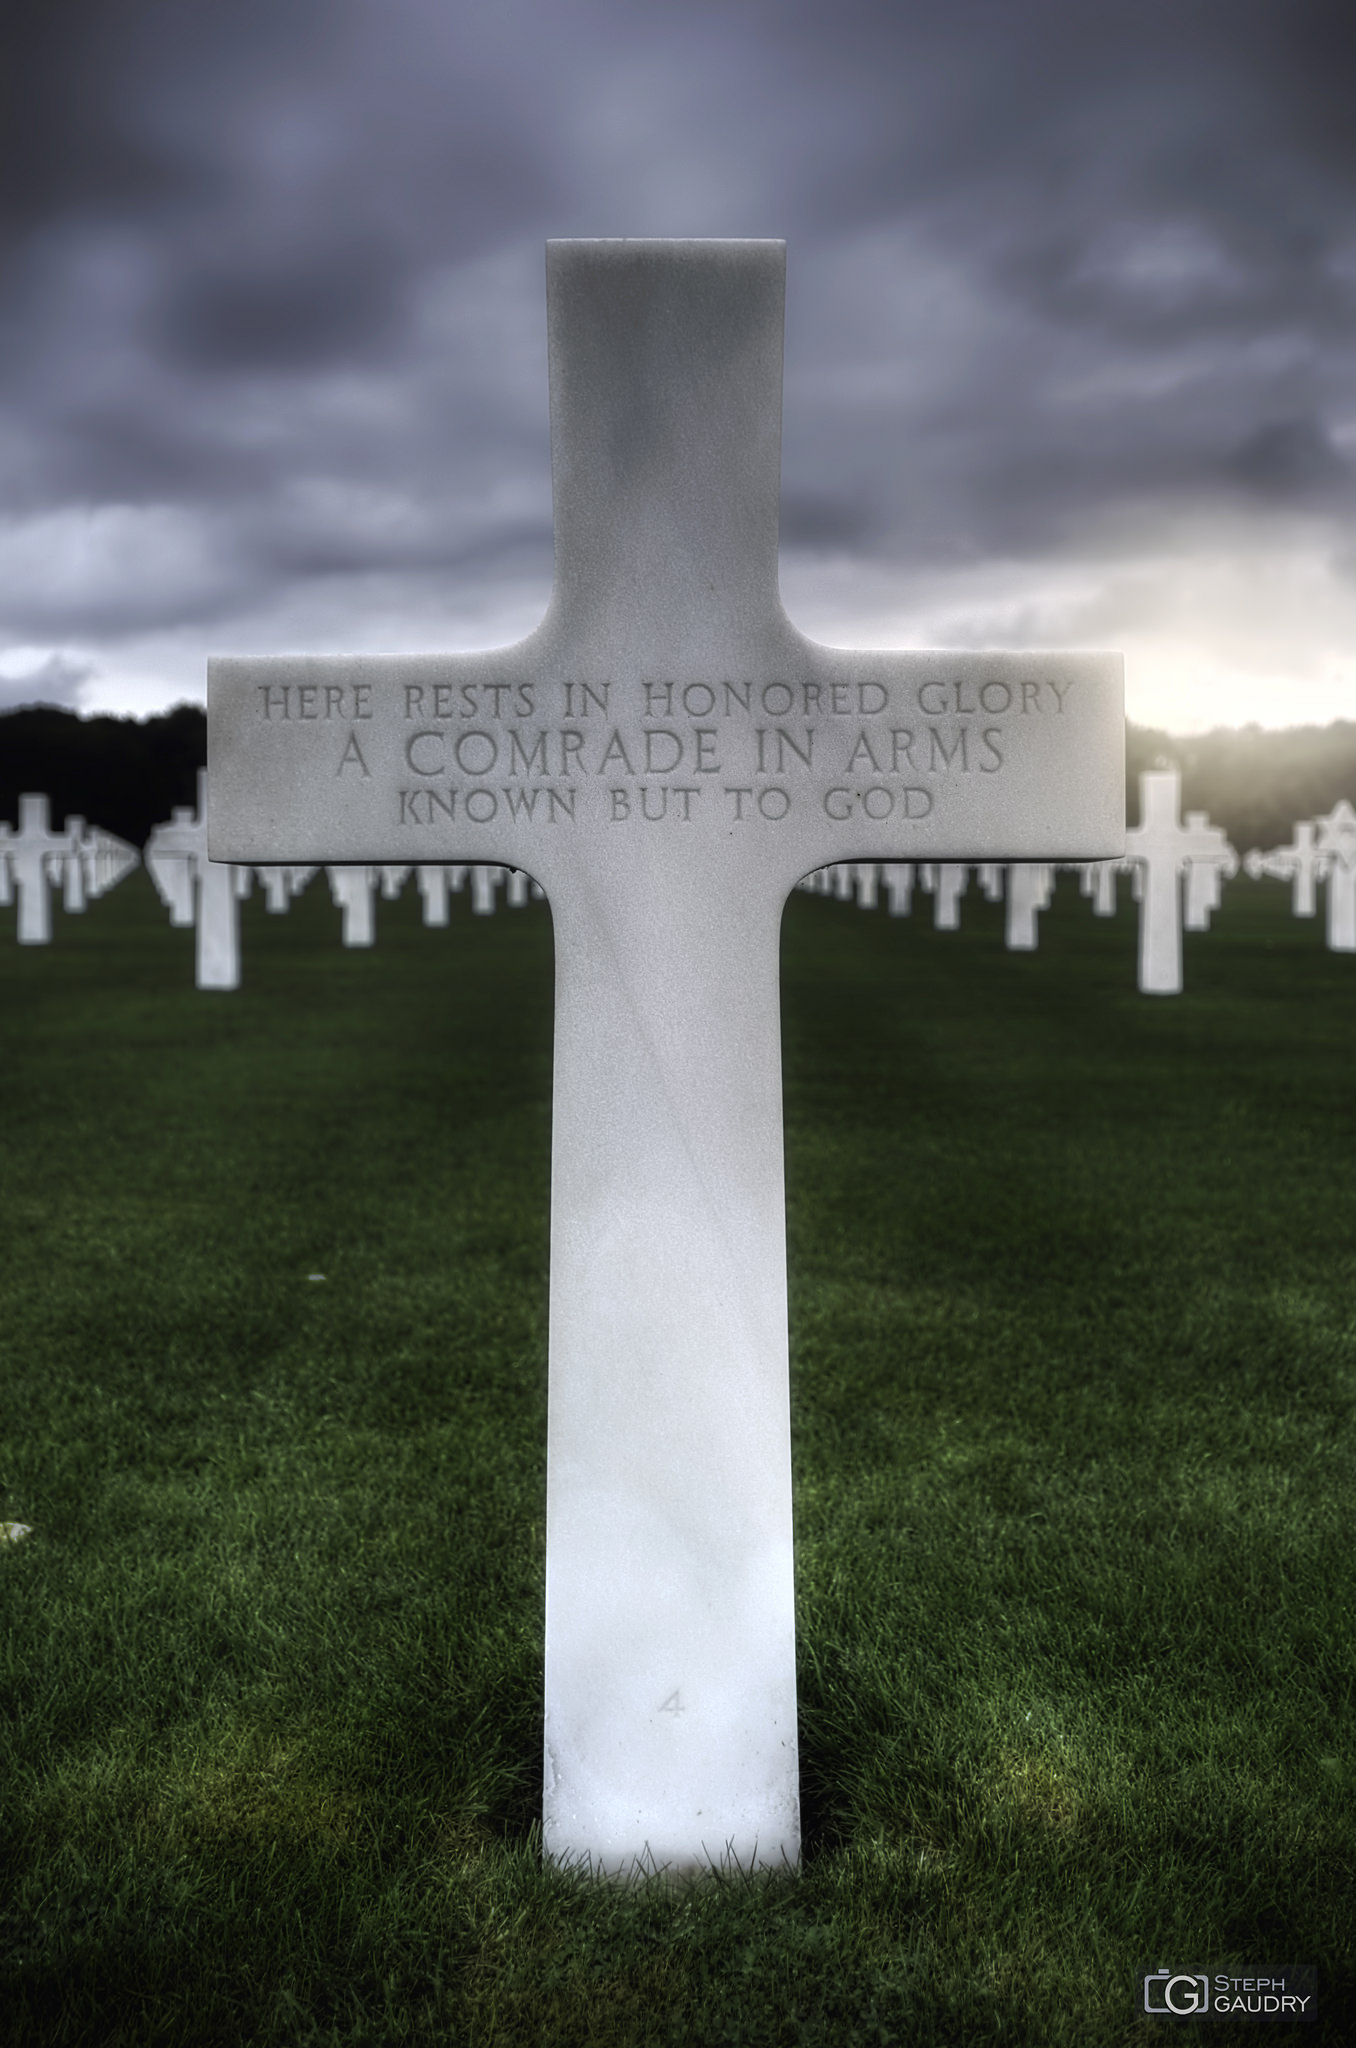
{"left": 1144, "top": 1969, "right": 1210, "bottom": 2016}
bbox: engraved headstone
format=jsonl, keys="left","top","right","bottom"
{"left": 209, "top": 240, "right": 1123, "bottom": 1877}
{"left": 145, "top": 771, "right": 244, "bottom": 989}
{"left": 1314, "top": 799, "right": 1356, "bottom": 952}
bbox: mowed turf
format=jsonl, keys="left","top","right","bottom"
{"left": 1, "top": 867, "right": 1352, "bottom": 2047}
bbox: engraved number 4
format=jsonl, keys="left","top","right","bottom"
{"left": 658, "top": 1690, "right": 684, "bottom": 1715}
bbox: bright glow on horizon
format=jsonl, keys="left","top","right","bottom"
{"left": 3, "top": 509, "right": 1353, "bottom": 736}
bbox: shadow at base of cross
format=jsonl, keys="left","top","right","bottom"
{"left": 544, "top": 1837, "right": 801, "bottom": 1888}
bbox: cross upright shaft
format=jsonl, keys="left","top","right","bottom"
{"left": 208, "top": 239, "right": 1125, "bottom": 1877}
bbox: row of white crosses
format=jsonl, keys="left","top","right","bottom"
{"left": 142, "top": 771, "right": 541, "bottom": 987}
{"left": 13, "top": 767, "right": 1347, "bottom": 998}
{"left": 0, "top": 793, "right": 140, "bottom": 942}
{"left": 804, "top": 857, "right": 1055, "bottom": 948}
{"left": 326, "top": 854, "right": 541, "bottom": 945}
{"left": 808, "top": 772, "right": 1355, "bottom": 989}
{"left": 1245, "top": 799, "right": 1356, "bottom": 952}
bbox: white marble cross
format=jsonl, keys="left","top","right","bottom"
{"left": 82, "top": 824, "right": 140, "bottom": 899}
{"left": 1079, "top": 858, "right": 1120, "bottom": 917}
{"left": 145, "top": 771, "right": 244, "bottom": 988}
{"left": 7, "top": 794, "right": 74, "bottom": 944}
{"left": 208, "top": 240, "right": 1123, "bottom": 1878}
{"left": 1182, "top": 811, "right": 1237, "bottom": 931}
{"left": 256, "top": 865, "right": 317, "bottom": 912}
{"left": 148, "top": 810, "right": 198, "bottom": 926}
{"left": 415, "top": 863, "right": 464, "bottom": 925}
{"left": 1244, "top": 820, "right": 1328, "bottom": 919}
{"left": 1123, "top": 770, "right": 1231, "bottom": 994}
{"left": 327, "top": 865, "right": 380, "bottom": 945}
{"left": 57, "top": 815, "right": 90, "bottom": 913}
{"left": 1315, "top": 799, "right": 1356, "bottom": 952}
{"left": 879, "top": 863, "right": 914, "bottom": 916}
{"left": 469, "top": 863, "right": 504, "bottom": 915}
{"left": 921, "top": 861, "right": 968, "bottom": 929}
{"left": 55, "top": 815, "right": 139, "bottom": 913}
{"left": 851, "top": 862, "right": 878, "bottom": 910}
{"left": 1005, "top": 862, "right": 1054, "bottom": 950}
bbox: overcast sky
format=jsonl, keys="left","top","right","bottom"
{"left": 3, "top": 0, "right": 1354, "bottom": 732}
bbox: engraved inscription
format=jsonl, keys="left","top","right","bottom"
{"left": 371, "top": 674, "right": 1070, "bottom": 830}
{"left": 337, "top": 730, "right": 371, "bottom": 778}
{"left": 397, "top": 785, "right": 578, "bottom": 827}
{"left": 221, "top": 658, "right": 1115, "bottom": 854}
{"left": 258, "top": 681, "right": 373, "bottom": 720}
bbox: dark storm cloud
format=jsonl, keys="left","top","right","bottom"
{"left": 1229, "top": 414, "right": 1351, "bottom": 501}
{"left": 2, "top": 0, "right": 1354, "bottom": 715}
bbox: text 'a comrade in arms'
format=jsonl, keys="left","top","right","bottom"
{"left": 253, "top": 671, "right": 1084, "bottom": 829}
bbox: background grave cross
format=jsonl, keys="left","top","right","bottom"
{"left": 8, "top": 794, "right": 73, "bottom": 945}
{"left": 415, "top": 863, "right": 463, "bottom": 926}
{"left": 922, "top": 861, "right": 968, "bottom": 930}
{"left": 1314, "top": 799, "right": 1356, "bottom": 951}
{"left": 58, "top": 816, "right": 90, "bottom": 914}
{"left": 326, "top": 865, "right": 381, "bottom": 946}
{"left": 1123, "top": 769, "right": 1229, "bottom": 993}
{"left": 209, "top": 239, "right": 1124, "bottom": 1879}
{"left": 872, "top": 863, "right": 913, "bottom": 915}
{"left": 1182, "top": 811, "right": 1237, "bottom": 931}
{"left": 1244, "top": 820, "right": 1327, "bottom": 916}
{"left": 146, "top": 807, "right": 199, "bottom": 927}
{"left": 81, "top": 824, "right": 140, "bottom": 901}
{"left": 145, "top": 770, "right": 245, "bottom": 989}
{"left": 256, "top": 865, "right": 317, "bottom": 914}
{"left": 1005, "top": 862, "right": 1055, "bottom": 950}
{"left": 1079, "top": 858, "right": 1121, "bottom": 917}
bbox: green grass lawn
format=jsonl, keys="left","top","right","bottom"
{"left": 1, "top": 867, "right": 1352, "bottom": 2046}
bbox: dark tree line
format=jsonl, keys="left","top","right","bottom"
{"left": 1, "top": 701, "right": 1354, "bottom": 854}
{"left": 1125, "top": 720, "right": 1356, "bottom": 853}
{"left": 0, "top": 704, "right": 207, "bottom": 849}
